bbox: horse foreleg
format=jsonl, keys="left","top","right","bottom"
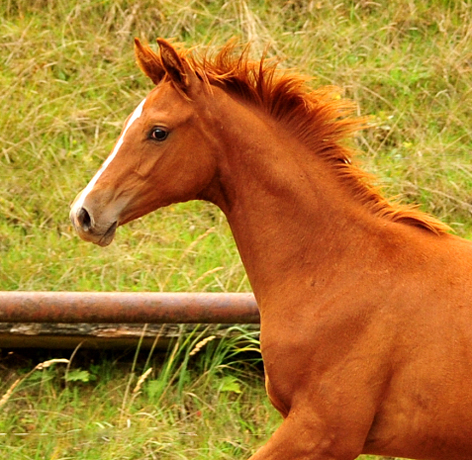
{"left": 248, "top": 411, "right": 364, "bottom": 460}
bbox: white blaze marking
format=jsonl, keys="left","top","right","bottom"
{"left": 72, "top": 98, "right": 147, "bottom": 212}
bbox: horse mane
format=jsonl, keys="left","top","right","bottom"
{"left": 141, "top": 41, "right": 450, "bottom": 235}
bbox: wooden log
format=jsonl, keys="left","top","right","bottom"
{"left": 0, "top": 322, "right": 260, "bottom": 349}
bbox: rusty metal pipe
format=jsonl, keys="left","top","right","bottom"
{"left": 0, "top": 292, "right": 259, "bottom": 324}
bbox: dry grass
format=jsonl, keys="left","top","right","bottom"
{"left": 1, "top": 1, "right": 472, "bottom": 292}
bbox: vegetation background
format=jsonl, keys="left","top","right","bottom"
{"left": 0, "top": 0, "right": 471, "bottom": 458}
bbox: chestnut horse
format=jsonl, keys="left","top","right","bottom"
{"left": 70, "top": 38, "right": 472, "bottom": 460}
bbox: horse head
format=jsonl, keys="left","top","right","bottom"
{"left": 70, "top": 39, "right": 219, "bottom": 246}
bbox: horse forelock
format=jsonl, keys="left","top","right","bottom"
{"left": 136, "top": 40, "right": 450, "bottom": 236}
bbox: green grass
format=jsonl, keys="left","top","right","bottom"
{"left": 1, "top": 0, "right": 472, "bottom": 458}
{"left": 0, "top": 329, "right": 275, "bottom": 459}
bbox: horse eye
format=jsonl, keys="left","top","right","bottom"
{"left": 150, "top": 127, "right": 169, "bottom": 142}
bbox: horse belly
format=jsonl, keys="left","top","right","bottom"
{"left": 364, "top": 414, "right": 472, "bottom": 460}
{"left": 365, "top": 261, "right": 472, "bottom": 459}
{"left": 364, "top": 363, "right": 472, "bottom": 459}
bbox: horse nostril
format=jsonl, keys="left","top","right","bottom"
{"left": 77, "top": 207, "right": 92, "bottom": 231}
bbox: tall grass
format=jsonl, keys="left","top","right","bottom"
{"left": 0, "top": 329, "right": 273, "bottom": 459}
{"left": 1, "top": 1, "right": 471, "bottom": 459}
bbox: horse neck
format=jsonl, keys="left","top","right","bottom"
{"left": 202, "top": 92, "right": 381, "bottom": 302}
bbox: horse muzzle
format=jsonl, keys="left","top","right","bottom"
{"left": 69, "top": 204, "right": 118, "bottom": 247}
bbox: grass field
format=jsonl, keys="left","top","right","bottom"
{"left": 1, "top": 0, "right": 472, "bottom": 458}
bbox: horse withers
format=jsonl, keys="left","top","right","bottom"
{"left": 70, "top": 38, "right": 472, "bottom": 460}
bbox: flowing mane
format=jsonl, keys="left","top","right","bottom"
{"left": 136, "top": 41, "right": 449, "bottom": 235}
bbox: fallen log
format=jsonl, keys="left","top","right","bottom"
{"left": 0, "top": 322, "right": 260, "bottom": 349}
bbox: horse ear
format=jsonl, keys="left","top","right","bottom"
{"left": 134, "top": 38, "right": 165, "bottom": 85}
{"left": 156, "top": 38, "right": 190, "bottom": 92}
